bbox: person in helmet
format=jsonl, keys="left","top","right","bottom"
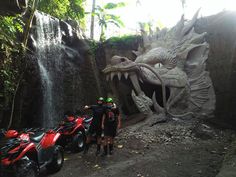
{"left": 101, "top": 97, "right": 121, "bottom": 156}
{"left": 83, "top": 97, "right": 106, "bottom": 155}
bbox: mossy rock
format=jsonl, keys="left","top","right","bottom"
{"left": 105, "top": 35, "right": 142, "bottom": 49}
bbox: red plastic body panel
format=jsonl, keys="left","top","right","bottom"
{"left": 40, "top": 132, "right": 60, "bottom": 148}
{"left": 60, "top": 118, "right": 84, "bottom": 135}
{"left": 1, "top": 142, "right": 36, "bottom": 166}
{"left": 5, "top": 130, "right": 18, "bottom": 138}
{"left": 67, "top": 116, "right": 75, "bottom": 122}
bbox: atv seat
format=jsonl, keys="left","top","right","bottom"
{"left": 30, "top": 132, "right": 45, "bottom": 143}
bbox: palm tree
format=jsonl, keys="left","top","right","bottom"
{"left": 93, "top": 2, "right": 125, "bottom": 41}
{"left": 90, "top": 0, "right": 96, "bottom": 39}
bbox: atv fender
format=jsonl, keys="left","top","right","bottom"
{"left": 41, "top": 132, "right": 61, "bottom": 148}
{"left": 2, "top": 143, "right": 37, "bottom": 165}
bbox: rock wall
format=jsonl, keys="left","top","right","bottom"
{"left": 10, "top": 16, "right": 101, "bottom": 128}
{"left": 195, "top": 11, "right": 236, "bottom": 128}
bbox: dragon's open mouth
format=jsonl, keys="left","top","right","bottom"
{"left": 106, "top": 71, "right": 170, "bottom": 114}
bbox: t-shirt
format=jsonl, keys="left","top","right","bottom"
{"left": 90, "top": 105, "right": 106, "bottom": 126}
{"left": 104, "top": 107, "right": 120, "bottom": 125}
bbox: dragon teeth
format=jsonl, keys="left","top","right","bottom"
{"left": 110, "top": 72, "right": 115, "bottom": 80}
{"left": 117, "top": 72, "right": 121, "bottom": 80}
{"left": 124, "top": 72, "right": 129, "bottom": 79}
{"left": 106, "top": 75, "right": 110, "bottom": 81}
{"left": 108, "top": 72, "right": 129, "bottom": 81}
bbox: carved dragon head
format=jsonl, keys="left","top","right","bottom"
{"left": 103, "top": 10, "right": 215, "bottom": 119}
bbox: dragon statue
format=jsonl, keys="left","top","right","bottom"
{"left": 103, "top": 11, "right": 215, "bottom": 120}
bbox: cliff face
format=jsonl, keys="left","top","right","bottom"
{"left": 195, "top": 11, "right": 236, "bottom": 128}
{"left": 7, "top": 14, "right": 101, "bottom": 128}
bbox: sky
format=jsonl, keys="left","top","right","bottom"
{"left": 85, "top": 0, "right": 236, "bottom": 40}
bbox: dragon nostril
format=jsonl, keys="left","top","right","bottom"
{"left": 121, "top": 58, "right": 126, "bottom": 62}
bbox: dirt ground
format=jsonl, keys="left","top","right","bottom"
{"left": 40, "top": 115, "right": 235, "bottom": 177}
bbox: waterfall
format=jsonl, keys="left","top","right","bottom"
{"left": 34, "top": 11, "right": 62, "bottom": 128}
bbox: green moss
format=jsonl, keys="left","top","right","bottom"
{"left": 105, "top": 35, "right": 141, "bottom": 49}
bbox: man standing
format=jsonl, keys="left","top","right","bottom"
{"left": 102, "top": 97, "right": 121, "bottom": 156}
{"left": 83, "top": 97, "right": 105, "bottom": 155}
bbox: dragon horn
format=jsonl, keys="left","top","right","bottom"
{"left": 182, "top": 8, "right": 201, "bottom": 36}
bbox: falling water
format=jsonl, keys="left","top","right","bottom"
{"left": 34, "top": 11, "right": 62, "bottom": 128}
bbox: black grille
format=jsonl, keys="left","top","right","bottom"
{"left": 0, "top": 138, "right": 21, "bottom": 160}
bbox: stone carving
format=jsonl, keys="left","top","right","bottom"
{"left": 103, "top": 10, "right": 215, "bottom": 120}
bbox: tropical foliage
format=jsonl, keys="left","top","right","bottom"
{"left": 0, "top": 15, "right": 24, "bottom": 116}
{"left": 92, "top": 2, "right": 125, "bottom": 42}
{"left": 35, "top": 0, "right": 86, "bottom": 27}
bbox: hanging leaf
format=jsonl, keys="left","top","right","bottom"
{"left": 104, "top": 2, "right": 126, "bottom": 9}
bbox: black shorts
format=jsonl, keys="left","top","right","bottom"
{"left": 104, "top": 123, "right": 117, "bottom": 137}
{"left": 88, "top": 124, "right": 102, "bottom": 137}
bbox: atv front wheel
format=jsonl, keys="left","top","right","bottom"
{"left": 15, "top": 158, "right": 38, "bottom": 177}
{"left": 71, "top": 131, "right": 85, "bottom": 152}
{"left": 46, "top": 145, "right": 64, "bottom": 173}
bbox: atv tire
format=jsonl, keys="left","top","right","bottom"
{"left": 15, "top": 158, "right": 38, "bottom": 177}
{"left": 71, "top": 131, "right": 85, "bottom": 152}
{"left": 46, "top": 145, "right": 64, "bottom": 173}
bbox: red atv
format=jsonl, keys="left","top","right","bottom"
{"left": 57, "top": 115, "right": 87, "bottom": 152}
{"left": 0, "top": 128, "right": 64, "bottom": 177}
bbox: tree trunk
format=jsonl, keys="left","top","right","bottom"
{"left": 90, "top": 0, "right": 96, "bottom": 39}
{"left": 23, "top": 0, "right": 39, "bottom": 51}
{"left": 7, "top": 71, "right": 24, "bottom": 130}
{"left": 99, "top": 24, "right": 105, "bottom": 42}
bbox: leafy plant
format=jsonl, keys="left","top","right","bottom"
{"left": 0, "top": 15, "right": 25, "bottom": 128}
{"left": 88, "top": 39, "right": 99, "bottom": 56}
{"left": 91, "top": 2, "right": 125, "bottom": 42}
{"left": 37, "top": 0, "right": 86, "bottom": 27}
{"left": 0, "top": 16, "right": 24, "bottom": 93}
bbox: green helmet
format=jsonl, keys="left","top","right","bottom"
{"left": 106, "top": 97, "right": 113, "bottom": 103}
{"left": 97, "top": 97, "right": 104, "bottom": 101}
